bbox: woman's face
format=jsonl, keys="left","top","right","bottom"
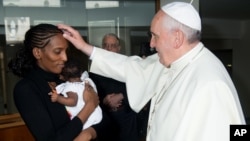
{"left": 35, "top": 34, "right": 68, "bottom": 74}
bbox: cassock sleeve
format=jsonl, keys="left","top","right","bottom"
{"left": 90, "top": 47, "right": 164, "bottom": 112}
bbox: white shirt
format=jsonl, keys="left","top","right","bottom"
{"left": 90, "top": 42, "right": 245, "bottom": 141}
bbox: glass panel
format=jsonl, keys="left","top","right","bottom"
{"left": 0, "top": 0, "right": 156, "bottom": 115}
{"left": 3, "top": 0, "right": 62, "bottom": 7}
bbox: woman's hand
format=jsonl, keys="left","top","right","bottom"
{"left": 83, "top": 81, "right": 99, "bottom": 107}
{"left": 57, "top": 24, "right": 94, "bottom": 56}
{"left": 76, "top": 81, "right": 99, "bottom": 123}
{"left": 74, "top": 127, "right": 97, "bottom": 141}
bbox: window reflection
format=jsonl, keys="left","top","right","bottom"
{"left": 4, "top": 17, "right": 30, "bottom": 45}
{"left": 86, "top": 1, "right": 119, "bottom": 9}
{"left": 3, "top": 0, "right": 62, "bottom": 7}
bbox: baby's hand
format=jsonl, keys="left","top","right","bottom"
{"left": 48, "top": 82, "right": 57, "bottom": 90}
{"left": 49, "top": 89, "right": 59, "bottom": 102}
{"left": 48, "top": 82, "right": 59, "bottom": 102}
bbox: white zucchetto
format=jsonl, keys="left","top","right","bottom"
{"left": 161, "top": 2, "right": 201, "bottom": 31}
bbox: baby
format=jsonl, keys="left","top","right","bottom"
{"left": 48, "top": 59, "right": 102, "bottom": 129}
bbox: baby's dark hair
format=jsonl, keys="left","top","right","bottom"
{"left": 8, "top": 23, "right": 63, "bottom": 77}
{"left": 61, "top": 59, "right": 83, "bottom": 81}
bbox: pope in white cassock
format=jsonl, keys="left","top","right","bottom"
{"left": 58, "top": 2, "right": 246, "bottom": 141}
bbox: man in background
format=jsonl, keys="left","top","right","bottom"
{"left": 89, "top": 33, "right": 139, "bottom": 141}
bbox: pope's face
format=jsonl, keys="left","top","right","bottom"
{"left": 150, "top": 10, "right": 176, "bottom": 67}
{"left": 35, "top": 34, "right": 68, "bottom": 74}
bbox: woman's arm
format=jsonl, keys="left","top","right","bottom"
{"left": 14, "top": 78, "right": 98, "bottom": 141}
{"left": 74, "top": 127, "right": 96, "bottom": 141}
{"left": 14, "top": 81, "right": 83, "bottom": 141}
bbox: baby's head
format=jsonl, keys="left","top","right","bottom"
{"left": 61, "top": 59, "right": 83, "bottom": 81}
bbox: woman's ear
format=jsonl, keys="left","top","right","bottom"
{"left": 33, "top": 48, "right": 41, "bottom": 59}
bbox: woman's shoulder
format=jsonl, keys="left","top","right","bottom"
{"left": 15, "top": 76, "right": 33, "bottom": 86}
{"left": 14, "top": 78, "right": 36, "bottom": 93}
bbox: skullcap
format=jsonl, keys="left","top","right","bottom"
{"left": 161, "top": 2, "right": 201, "bottom": 31}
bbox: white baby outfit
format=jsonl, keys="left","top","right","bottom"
{"left": 56, "top": 71, "right": 102, "bottom": 129}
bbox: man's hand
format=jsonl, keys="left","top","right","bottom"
{"left": 57, "top": 24, "right": 94, "bottom": 56}
{"left": 103, "top": 93, "right": 124, "bottom": 109}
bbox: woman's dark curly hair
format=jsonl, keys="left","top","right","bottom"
{"left": 8, "top": 23, "right": 63, "bottom": 77}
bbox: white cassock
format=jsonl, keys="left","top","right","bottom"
{"left": 90, "top": 42, "right": 246, "bottom": 141}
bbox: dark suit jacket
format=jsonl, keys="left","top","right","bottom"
{"left": 89, "top": 72, "right": 129, "bottom": 111}
{"left": 89, "top": 72, "right": 138, "bottom": 141}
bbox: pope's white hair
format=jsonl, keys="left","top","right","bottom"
{"left": 161, "top": 13, "right": 201, "bottom": 43}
